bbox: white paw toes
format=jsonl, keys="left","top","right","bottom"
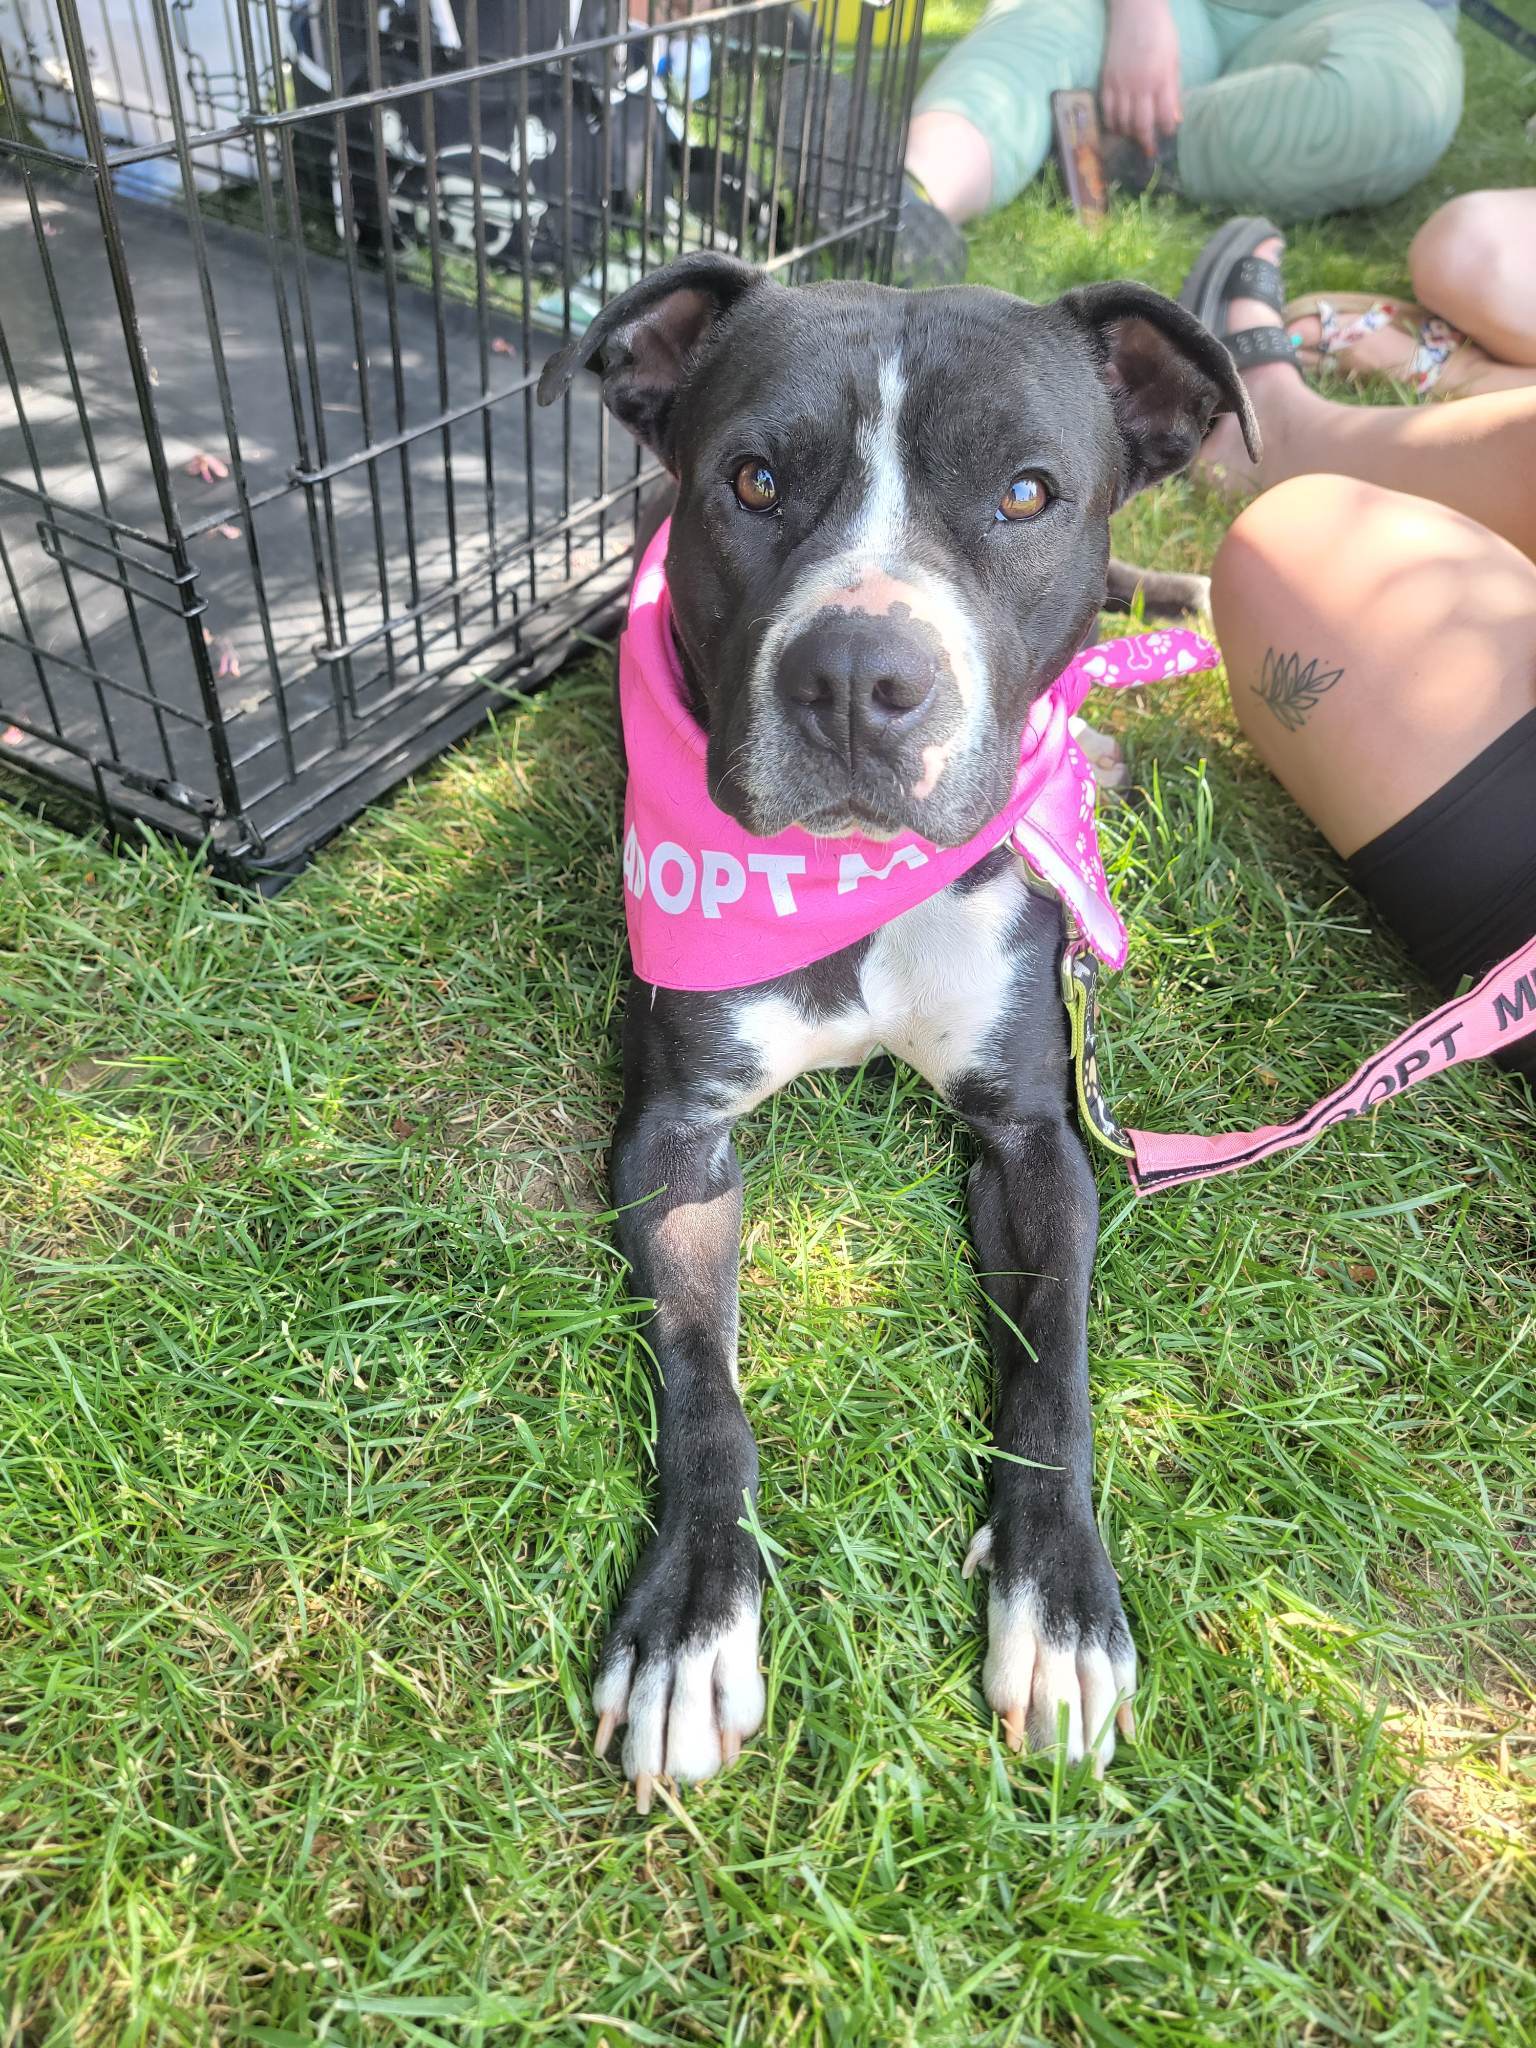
{"left": 981, "top": 1579, "right": 1137, "bottom": 1776}
{"left": 592, "top": 1606, "right": 764, "bottom": 1812}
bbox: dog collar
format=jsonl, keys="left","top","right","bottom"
{"left": 619, "top": 518, "right": 1218, "bottom": 993}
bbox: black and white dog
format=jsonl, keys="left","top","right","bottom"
{"left": 539, "top": 254, "right": 1256, "bottom": 1808}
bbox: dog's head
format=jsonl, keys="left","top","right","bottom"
{"left": 539, "top": 253, "right": 1256, "bottom": 846}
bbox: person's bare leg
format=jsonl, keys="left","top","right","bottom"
{"left": 904, "top": 109, "right": 995, "bottom": 223}
{"left": 1199, "top": 238, "right": 1536, "bottom": 561}
{"left": 1205, "top": 371, "right": 1536, "bottom": 558}
{"left": 1410, "top": 189, "right": 1536, "bottom": 370}
{"left": 1211, "top": 474, "right": 1536, "bottom": 857}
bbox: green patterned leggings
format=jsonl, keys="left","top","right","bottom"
{"left": 915, "top": 0, "right": 1464, "bottom": 222}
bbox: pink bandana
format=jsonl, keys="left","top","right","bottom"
{"left": 621, "top": 518, "right": 1216, "bottom": 993}
{"left": 616, "top": 524, "right": 1536, "bottom": 1193}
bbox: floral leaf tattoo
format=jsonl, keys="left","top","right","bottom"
{"left": 1251, "top": 647, "right": 1345, "bottom": 732}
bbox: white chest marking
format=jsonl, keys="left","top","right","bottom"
{"left": 741, "top": 348, "right": 990, "bottom": 807}
{"left": 727, "top": 856, "right": 1035, "bottom": 1108}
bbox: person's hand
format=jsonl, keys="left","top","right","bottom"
{"left": 1099, "top": 0, "right": 1182, "bottom": 159}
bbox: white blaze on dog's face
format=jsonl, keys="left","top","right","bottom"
{"left": 538, "top": 258, "right": 1257, "bottom": 848}
{"left": 737, "top": 352, "right": 993, "bottom": 838}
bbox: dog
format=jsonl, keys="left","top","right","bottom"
{"left": 538, "top": 253, "right": 1257, "bottom": 1807}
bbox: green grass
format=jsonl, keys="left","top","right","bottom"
{"left": 5, "top": 15, "right": 1536, "bottom": 2045}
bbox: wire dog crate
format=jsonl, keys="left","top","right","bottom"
{"left": 0, "top": 0, "right": 922, "bottom": 884}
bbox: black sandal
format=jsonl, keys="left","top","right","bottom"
{"left": 1178, "top": 215, "right": 1304, "bottom": 376}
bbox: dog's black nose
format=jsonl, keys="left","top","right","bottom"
{"left": 777, "top": 614, "right": 937, "bottom": 758}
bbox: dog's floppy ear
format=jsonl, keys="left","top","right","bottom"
{"left": 1059, "top": 281, "right": 1261, "bottom": 502}
{"left": 536, "top": 250, "right": 764, "bottom": 469}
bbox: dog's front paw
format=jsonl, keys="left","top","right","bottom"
{"left": 592, "top": 1530, "right": 764, "bottom": 1812}
{"left": 963, "top": 1517, "right": 1137, "bottom": 1774}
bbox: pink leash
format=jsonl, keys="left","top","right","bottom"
{"left": 1121, "top": 932, "right": 1536, "bottom": 1194}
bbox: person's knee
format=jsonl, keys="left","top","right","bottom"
{"left": 1410, "top": 191, "right": 1517, "bottom": 322}
{"left": 912, "top": 0, "right": 1099, "bottom": 209}
{"left": 1362, "top": 5, "right": 1465, "bottom": 150}
{"left": 1315, "top": 4, "right": 1463, "bottom": 209}
{"left": 1184, "top": 5, "right": 1461, "bottom": 221}
{"left": 1212, "top": 476, "right": 1375, "bottom": 621}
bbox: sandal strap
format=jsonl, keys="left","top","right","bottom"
{"left": 1315, "top": 300, "right": 1399, "bottom": 361}
{"left": 1311, "top": 297, "right": 1340, "bottom": 351}
{"left": 1406, "top": 315, "right": 1467, "bottom": 398}
{"left": 1226, "top": 254, "right": 1284, "bottom": 315}
{"left": 1224, "top": 324, "right": 1303, "bottom": 372}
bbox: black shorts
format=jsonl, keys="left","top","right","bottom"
{"left": 1347, "top": 705, "right": 1536, "bottom": 1077}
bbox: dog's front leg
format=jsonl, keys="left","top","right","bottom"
{"left": 960, "top": 1107, "right": 1137, "bottom": 1773}
{"left": 593, "top": 1002, "right": 765, "bottom": 1809}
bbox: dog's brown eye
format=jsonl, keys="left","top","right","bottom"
{"left": 733, "top": 460, "right": 778, "bottom": 511}
{"left": 998, "top": 473, "right": 1050, "bottom": 522}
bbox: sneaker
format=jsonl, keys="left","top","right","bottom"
{"left": 1099, "top": 129, "right": 1180, "bottom": 198}
{"left": 773, "top": 63, "right": 964, "bottom": 285}
{"left": 892, "top": 173, "right": 967, "bottom": 287}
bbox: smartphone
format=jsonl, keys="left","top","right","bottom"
{"left": 1051, "top": 89, "right": 1108, "bottom": 225}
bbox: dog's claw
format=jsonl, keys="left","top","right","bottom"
{"left": 985, "top": 1583, "right": 1137, "bottom": 1774}
{"left": 593, "top": 1601, "right": 763, "bottom": 1801}
{"left": 961, "top": 1524, "right": 993, "bottom": 1580}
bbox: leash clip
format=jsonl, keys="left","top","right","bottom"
{"left": 1060, "top": 936, "right": 1134, "bottom": 1159}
